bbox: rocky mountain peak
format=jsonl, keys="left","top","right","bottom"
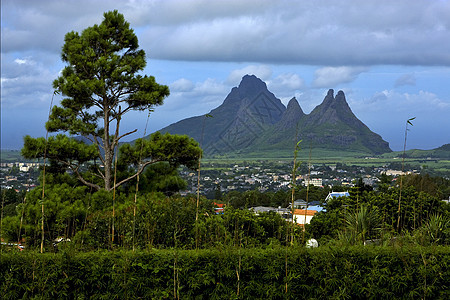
{"left": 286, "top": 97, "right": 303, "bottom": 112}
{"left": 276, "top": 97, "right": 305, "bottom": 129}
{"left": 154, "top": 75, "right": 391, "bottom": 155}
{"left": 238, "top": 74, "right": 268, "bottom": 91}
{"left": 223, "top": 74, "right": 270, "bottom": 106}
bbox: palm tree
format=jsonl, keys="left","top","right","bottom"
{"left": 344, "top": 205, "right": 380, "bottom": 245}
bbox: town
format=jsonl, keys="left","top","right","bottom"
{"left": 179, "top": 159, "right": 422, "bottom": 198}
{"left": 1, "top": 158, "right": 421, "bottom": 196}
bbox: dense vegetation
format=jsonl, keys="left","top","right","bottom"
{"left": 1, "top": 247, "right": 449, "bottom": 299}
{"left": 2, "top": 173, "right": 449, "bottom": 251}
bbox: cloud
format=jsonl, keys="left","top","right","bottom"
{"left": 269, "top": 73, "right": 305, "bottom": 90}
{"left": 128, "top": 0, "right": 274, "bottom": 26}
{"left": 312, "top": 66, "right": 367, "bottom": 88}
{"left": 1, "top": 54, "right": 58, "bottom": 109}
{"left": 138, "top": 0, "right": 450, "bottom": 66}
{"left": 348, "top": 89, "right": 450, "bottom": 150}
{"left": 394, "top": 73, "right": 416, "bottom": 87}
{"left": 5, "top": 0, "right": 450, "bottom": 66}
{"left": 266, "top": 73, "right": 305, "bottom": 100}
{"left": 14, "top": 58, "right": 30, "bottom": 65}
{"left": 354, "top": 89, "right": 449, "bottom": 113}
{"left": 164, "top": 77, "right": 229, "bottom": 112}
{"left": 170, "top": 78, "right": 194, "bottom": 92}
{"left": 226, "top": 65, "right": 273, "bottom": 85}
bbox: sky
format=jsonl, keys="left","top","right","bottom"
{"left": 1, "top": 0, "right": 450, "bottom": 152}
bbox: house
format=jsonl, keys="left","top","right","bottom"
{"left": 325, "top": 191, "right": 350, "bottom": 201}
{"left": 213, "top": 202, "right": 225, "bottom": 214}
{"left": 288, "top": 199, "right": 307, "bottom": 209}
{"left": 249, "top": 206, "right": 277, "bottom": 215}
{"left": 292, "top": 209, "right": 318, "bottom": 225}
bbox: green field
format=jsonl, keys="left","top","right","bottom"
{"left": 0, "top": 150, "right": 24, "bottom": 163}
{"left": 3, "top": 147, "right": 449, "bottom": 176}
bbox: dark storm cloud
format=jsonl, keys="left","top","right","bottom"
{"left": 138, "top": 0, "right": 450, "bottom": 66}
{"left": 3, "top": 0, "right": 450, "bottom": 66}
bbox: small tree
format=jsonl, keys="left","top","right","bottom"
{"left": 22, "top": 11, "right": 201, "bottom": 191}
{"left": 344, "top": 204, "right": 380, "bottom": 245}
{"left": 397, "top": 117, "right": 415, "bottom": 231}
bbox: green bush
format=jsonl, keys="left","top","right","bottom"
{"left": 1, "top": 246, "right": 449, "bottom": 299}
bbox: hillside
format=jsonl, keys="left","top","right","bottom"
{"left": 382, "top": 143, "right": 450, "bottom": 160}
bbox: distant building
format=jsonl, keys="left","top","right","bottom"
{"left": 293, "top": 209, "right": 318, "bottom": 225}
{"left": 325, "top": 191, "right": 350, "bottom": 201}
{"left": 288, "top": 199, "right": 307, "bottom": 209}
{"left": 381, "top": 170, "right": 413, "bottom": 176}
{"left": 249, "top": 206, "right": 277, "bottom": 215}
{"left": 303, "top": 177, "right": 322, "bottom": 187}
{"left": 249, "top": 204, "right": 322, "bottom": 225}
{"left": 19, "top": 165, "right": 30, "bottom": 172}
{"left": 213, "top": 202, "right": 225, "bottom": 214}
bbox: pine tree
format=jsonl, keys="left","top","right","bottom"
{"left": 22, "top": 11, "right": 201, "bottom": 191}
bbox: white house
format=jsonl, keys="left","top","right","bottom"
{"left": 293, "top": 209, "right": 318, "bottom": 226}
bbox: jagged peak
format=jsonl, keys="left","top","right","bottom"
{"left": 314, "top": 89, "right": 351, "bottom": 110}
{"left": 334, "top": 90, "right": 352, "bottom": 112}
{"left": 276, "top": 97, "right": 305, "bottom": 129}
{"left": 238, "top": 74, "right": 268, "bottom": 92}
{"left": 305, "top": 88, "right": 356, "bottom": 127}
{"left": 327, "top": 89, "right": 334, "bottom": 97}
{"left": 223, "top": 74, "right": 269, "bottom": 106}
{"left": 335, "top": 90, "right": 346, "bottom": 103}
{"left": 286, "top": 97, "right": 304, "bottom": 115}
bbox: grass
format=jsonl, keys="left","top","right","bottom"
{"left": 3, "top": 147, "right": 449, "bottom": 176}
{"left": 0, "top": 150, "right": 23, "bottom": 162}
{"left": 202, "top": 150, "right": 450, "bottom": 177}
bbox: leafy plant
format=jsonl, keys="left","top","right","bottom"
{"left": 424, "top": 213, "right": 449, "bottom": 245}
{"left": 343, "top": 204, "right": 381, "bottom": 245}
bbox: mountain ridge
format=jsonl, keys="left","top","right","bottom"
{"left": 153, "top": 75, "right": 392, "bottom": 156}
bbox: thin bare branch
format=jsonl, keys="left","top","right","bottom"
{"left": 53, "top": 158, "right": 102, "bottom": 191}
{"left": 112, "top": 159, "right": 161, "bottom": 190}
{"left": 72, "top": 167, "right": 101, "bottom": 191}
{"left": 117, "top": 129, "right": 138, "bottom": 142}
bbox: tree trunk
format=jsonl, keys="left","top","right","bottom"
{"left": 104, "top": 107, "right": 112, "bottom": 191}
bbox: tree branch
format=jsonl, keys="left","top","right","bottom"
{"left": 117, "top": 129, "right": 138, "bottom": 142}
{"left": 55, "top": 157, "right": 102, "bottom": 191}
{"left": 112, "top": 159, "right": 161, "bottom": 190}
{"left": 113, "top": 106, "right": 122, "bottom": 152}
{"left": 83, "top": 134, "right": 94, "bottom": 144}
{"left": 95, "top": 164, "right": 105, "bottom": 180}
{"left": 71, "top": 166, "right": 101, "bottom": 191}
{"left": 92, "top": 135, "right": 106, "bottom": 166}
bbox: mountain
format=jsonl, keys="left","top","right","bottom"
{"left": 295, "top": 89, "right": 390, "bottom": 154}
{"left": 154, "top": 75, "right": 392, "bottom": 156}
{"left": 157, "top": 75, "right": 285, "bottom": 155}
